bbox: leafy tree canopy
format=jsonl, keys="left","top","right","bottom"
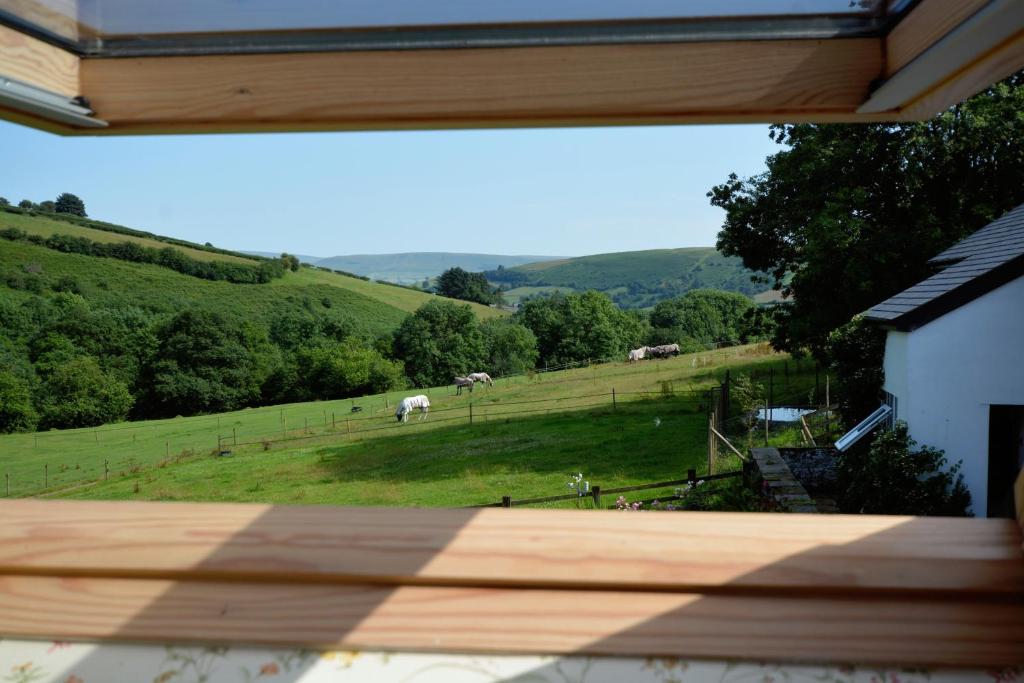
{"left": 648, "top": 289, "right": 754, "bottom": 348}
{"left": 709, "top": 73, "right": 1024, "bottom": 359}
{"left": 436, "top": 267, "right": 496, "bottom": 305}
{"left": 54, "top": 192, "right": 87, "bottom": 217}
{"left": 480, "top": 318, "right": 539, "bottom": 377}
{"left": 0, "top": 371, "right": 37, "bottom": 433}
{"left": 392, "top": 300, "right": 487, "bottom": 387}
{"left": 515, "top": 291, "right": 644, "bottom": 367}
{"left": 36, "top": 356, "right": 133, "bottom": 429}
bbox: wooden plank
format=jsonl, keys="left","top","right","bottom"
{"left": 77, "top": 39, "right": 885, "bottom": 133}
{"left": 885, "top": 0, "right": 991, "bottom": 77}
{"left": 901, "top": 29, "right": 1024, "bottom": 119}
{"left": 0, "top": 575, "right": 1021, "bottom": 667}
{"left": 0, "top": 23, "right": 78, "bottom": 97}
{"left": 1, "top": 501, "right": 1022, "bottom": 596}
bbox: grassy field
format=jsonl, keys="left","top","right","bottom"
{"left": 0, "top": 344, "right": 821, "bottom": 506}
{"left": 275, "top": 266, "right": 502, "bottom": 318}
{"left": 0, "top": 211, "right": 257, "bottom": 265}
{"left": 0, "top": 240, "right": 410, "bottom": 336}
{"left": 500, "top": 285, "right": 576, "bottom": 305}
{"left": 0, "top": 211, "right": 501, "bottom": 321}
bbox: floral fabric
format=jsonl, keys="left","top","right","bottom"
{"left": 0, "top": 639, "right": 1017, "bottom": 683}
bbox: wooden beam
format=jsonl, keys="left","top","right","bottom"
{"left": 77, "top": 38, "right": 887, "bottom": 134}
{"left": 1, "top": 501, "right": 1022, "bottom": 597}
{"left": 900, "top": 28, "right": 1024, "bottom": 119}
{"left": 1, "top": 575, "right": 1022, "bottom": 667}
{"left": 0, "top": 23, "right": 78, "bottom": 97}
{"left": 885, "top": 0, "right": 992, "bottom": 77}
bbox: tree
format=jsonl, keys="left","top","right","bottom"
{"left": 515, "top": 291, "right": 643, "bottom": 367}
{"left": 436, "top": 267, "right": 496, "bottom": 305}
{"left": 838, "top": 422, "right": 972, "bottom": 516}
{"left": 54, "top": 192, "right": 87, "bottom": 217}
{"left": 0, "top": 197, "right": 9, "bottom": 207}
{"left": 0, "top": 371, "right": 37, "bottom": 433}
{"left": 648, "top": 289, "right": 753, "bottom": 348}
{"left": 17, "top": 200, "right": 33, "bottom": 209}
{"left": 709, "top": 73, "right": 1024, "bottom": 419}
{"left": 36, "top": 356, "right": 133, "bottom": 429}
{"left": 298, "top": 339, "right": 404, "bottom": 400}
{"left": 392, "top": 300, "right": 487, "bottom": 387}
{"left": 38, "top": 200, "right": 56, "bottom": 213}
{"left": 279, "top": 253, "right": 301, "bottom": 272}
{"left": 140, "top": 310, "right": 270, "bottom": 416}
{"left": 480, "top": 318, "right": 538, "bottom": 377}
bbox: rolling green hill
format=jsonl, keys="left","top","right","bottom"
{"left": 0, "top": 210, "right": 501, "bottom": 321}
{"left": 486, "top": 248, "right": 768, "bottom": 308}
{"left": 315, "top": 252, "right": 563, "bottom": 284}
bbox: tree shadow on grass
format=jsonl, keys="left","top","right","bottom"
{"left": 312, "top": 401, "right": 710, "bottom": 494}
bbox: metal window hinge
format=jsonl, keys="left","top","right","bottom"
{"left": 0, "top": 75, "right": 108, "bottom": 128}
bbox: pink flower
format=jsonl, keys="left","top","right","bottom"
{"left": 260, "top": 662, "right": 280, "bottom": 676}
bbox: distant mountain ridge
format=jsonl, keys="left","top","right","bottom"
{"left": 485, "top": 247, "right": 769, "bottom": 309}
{"left": 311, "top": 252, "right": 564, "bottom": 284}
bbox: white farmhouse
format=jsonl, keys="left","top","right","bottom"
{"left": 863, "top": 203, "right": 1024, "bottom": 518}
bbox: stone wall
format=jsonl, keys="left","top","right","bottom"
{"left": 749, "top": 447, "right": 818, "bottom": 513}
{"left": 777, "top": 447, "right": 838, "bottom": 494}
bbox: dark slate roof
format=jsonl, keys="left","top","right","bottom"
{"left": 863, "top": 203, "right": 1024, "bottom": 330}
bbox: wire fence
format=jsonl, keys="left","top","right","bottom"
{"left": 465, "top": 469, "right": 745, "bottom": 508}
{"left": 0, "top": 341, "right": 813, "bottom": 500}
{"left": 3, "top": 389, "right": 709, "bottom": 499}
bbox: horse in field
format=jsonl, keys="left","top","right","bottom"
{"left": 396, "top": 395, "right": 430, "bottom": 422}
{"left": 628, "top": 347, "right": 648, "bottom": 363}
{"left": 454, "top": 376, "right": 475, "bottom": 395}
{"left": 647, "top": 344, "right": 681, "bottom": 359}
{"left": 467, "top": 372, "right": 494, "bottom": 386}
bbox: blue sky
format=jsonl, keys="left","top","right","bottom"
{"left": 1, "top": 121, "right": 780, "bottom": 257}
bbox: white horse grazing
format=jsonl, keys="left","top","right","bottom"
{"left": 396, "top": 395, "right": 430, "bottom": 423}
{"left": 467, "top": 372, "right": 494, "bottom": 386}
{"left": 454, "top": 376, "right": 475, "bottom": 395}
{"left": 628, "top": 347, "right": 648, "bottom": 363}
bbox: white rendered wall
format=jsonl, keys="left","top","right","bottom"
{"left": 882, "top": 275, "right": 1024, "bottom": 516}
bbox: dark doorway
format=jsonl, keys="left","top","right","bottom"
{"left": 987, "top": 405, "right": 1024, "bottom": 518}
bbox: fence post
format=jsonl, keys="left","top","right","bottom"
{"left": 469, "top": 403, "right": 474, "bottom": 425}
{"left": 687, "top": 468, "right": 696, "bottom": 485}
{"left": 764, "top": 399, "right": 770, "bottom": 446}
{"left": 233, "top": 428, "right": 237, "bottom": 446}
{"left": 332, "top": 412, "right": 336, "bottom": 428}
{"left": 722, "top": 370, "right": 730, "bottom": 424}
{"left": 304, "top": 417, "right": 308, "bottom": 435}
{"left": 104, "top": 460, "right": 109, "bottom": 480}
{"left": 44, "top": 464, "right": 48, "bottom": 488}
{"left": 769, "top": 367, "right": 775, "bottom": 426}
{"left": 592, "top": 485, "right": 602, "bottom": 509}
{"left": 612, "top": 388, "right": 616, "bottom": 410}
{"left": 217, "top": 435, "right": 223, "bottom": 452}
{"left": 346, "top": 419, "right": 351, "bottom": 439}
{"left": 4, "top": 472, "right": 7, "bottom": 497}
{"left": 502, "top": 495, "right": 512, "bottom": 508}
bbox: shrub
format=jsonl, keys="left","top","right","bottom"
{"left": 838, "top": 421, "right": 972, "bottom": 516}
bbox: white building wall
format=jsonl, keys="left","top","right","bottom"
{"left": 882, "top": 275, "right": 1024, "bottom": 515}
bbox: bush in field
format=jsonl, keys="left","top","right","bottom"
{"left": 838, "top": 421, "right": 972, "bottom": 516}
{"left": 393, "top": 300, "right": 487, "bottom": 387}
{"left": 0, "top": 371, "right": 37, "bottom": 433}
{"left": 36, "top": 356, "right": 133, "bottom": 429}
{"left": 480, "top": 318, "right": 538, "bottom": 377}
